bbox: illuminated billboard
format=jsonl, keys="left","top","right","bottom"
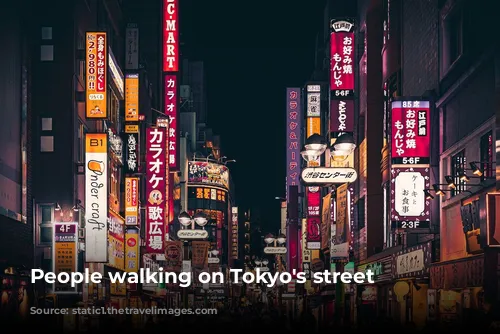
{"left": 53, "top": 222, "right": 78, "bottom": 293}
{"left": 286, "top": 88, "right": 302, "bottom": 202}
{"left": 163, "top": 0, "right": 179, "bottom": 72}
{"left": 231, "top": 207, "right": 238, "bottom": 260}
{"left": 391, "top": 100, "right": 431, "bottom": 165}
{"left": 306, "top": 187, "right": 321, "bottom": 249}
{"left": 85, "top": 133, "right": 108, "bottom": 262}
{"left": 145, "top": 127, "right": 167, "bottom": 253}
{"left": 125, "top": 177, "right": 139, "bottom": 226}
{"left": 164, "top": 75, "right": 179, "bottom": 170}
{"left": 188, "top": 161, "right": 229, "bottom": 190}
{"left": 125, "top": 73, "right": 139, "bottom": 122}
{"left": 330, "top": 20, "right": 355, "bottom": 97}
{"left": 85, "top": 32, "right": 107, "bottom": 119}
{"left": 390, "top": 167, "right": 431, "bottom": 229}
{"left": 108, "top": 211, "right": 125, "bottom": 270}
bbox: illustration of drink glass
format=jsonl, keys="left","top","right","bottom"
{"left": 88, "top": 160, "right": 105, "bottom": 175}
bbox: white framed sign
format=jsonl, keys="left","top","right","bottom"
{"left": 302, "top": 167, "right": 357, "bottom": 184}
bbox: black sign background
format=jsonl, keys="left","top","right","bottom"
{"left": 124, "top": 133, "right": 139, "bottom": 174}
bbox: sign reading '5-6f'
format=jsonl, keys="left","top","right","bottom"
{"left": 301, "top": 167, "right": 357, "bottom": 184}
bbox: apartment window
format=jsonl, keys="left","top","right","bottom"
{"left": 441, "top": 7, "right": 463, "bottom": 73}
{"left": 451, "top": 150, "right": 467, "bottom": 196}
{"left": 38, "top": 204, "right": 54, "bottom": 245}
{"left": 480, "top": 131, "right": 493, "bottom": 182}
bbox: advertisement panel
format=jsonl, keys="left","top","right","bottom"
{"left": 190, "top": 186, "right": 227, "bottom": 203}
{"left": 330, "top": 99, "right": 354, "bottom": 132}
{"left": 108, "top": 211, "right": 125, "bottom": 270}
{"left": 164, "top": 74, "right": 179, "bottom": 170}
{"left": 145, "top": 127, "right": 167, "bottom": 253}
{"left": 321, "top": 193, "right": 332, "bottom": 250}
{"left": 286, "top": 88, "right": 302, "bottom": 202}
{"left": 163, "top": 0, "right": 179, "bottom": 72}
{"left": 390, "top": 167, "right": 431, "bottom": 229}
{"left": 53, "top": 222, "right": 78, "bottom": 293}
{"left": 108, "top": 49, "right": 124, "bottom": 99}
{"left": 85, "top": 133, "right": 108, "bottom": 262}
{"left": 125, "top": 74, "right": 139, "bottom": 122}
{"left": 336, "top": 184, "right": 348, "bottom": 244}
{"left": 164, "top": 241, "right": 183, "bottom": 272}
{"left": 188, "top": 161, "right": 229, "bottom": 190}
{"left": 306, "top": 92, "right": 320, "bottom": 117}
{"left": 125, "top": 177, "right": 139, "bottom": 226}
{"left": 125, "top": 25, "right": 139, "bottom": 70}
{"left": 330, "top": 20, "right": 355, "bottom": 97}
{"left": 301, "top": 218, "right": 311, "bottom": 262}
{"left": 307, "top": 117, "right": 321, "bottom": 138}
{"left": 192, "top": 241, "right": 209, "bottom": 269}
{"left": 85, "top": 32, "right": 107, "bottom": 119}
{"left": 306, "top": 187, "right": 321, "bottom": 248}
{"left": 124, "top": 132, "right": 139, "bottom": 175}
{"left": 125, "top": 229, "right": 139, "bottom": 272}
{"left": 231, "top": 207, "right": 238, "bottom": 260}
{"left": 391, "top": 100, "right": 431, "bottom": 165}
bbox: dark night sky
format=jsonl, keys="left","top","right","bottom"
{"left": 184, "top": 1, "right": 326, "bottom": 232}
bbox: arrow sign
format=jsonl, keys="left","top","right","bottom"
{"left": 301, "top": 167, "right": 357, "bottom": 184}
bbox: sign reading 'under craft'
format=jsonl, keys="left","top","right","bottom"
{"left": 301, "top": 167, "right": 357, "bottom": 184}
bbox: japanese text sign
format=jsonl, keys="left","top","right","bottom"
{"left": 85, "top": 32, "right": 107, "bottom": 119}
{"left": 125, "top": 177, "right": 139, "bottom": 226}
{"left": 301, "top": 167, "right": 358, "bottom": 184}
{"left": 108, "top": 211, "right": 125, "bottom": 270}
{"left": 125, "top": 25, "right": 139, "bottom": 70}
{"left": 330, "top": 20, "right": 355, "bottom": 98}
{"left": 125, "top": 74, "right": 139, "bottom": 122}
{"left": 286, "top": 88, "right": 302, "bottom": 203}
{"left": 145, "top": 127, "right": 167, "bottom": 253}
{"left": 125, "top": 229, "right": 139, "bottom": 273}
{"left": 164, "top": 74, "right": 179, "bottom": 170}
{"left": 53, "top": 222, "right": 78, "bottom": 293}
{"left": 163, "top": 0, "right": 179, "bottom": 72}
{"left": 307, "top": 92, "right": 321, "bottom": 117}
{"left": 306, "top": 187, "right": 321, "bottom": 243}
{"left": 336, "top": 184, "right": 348, "bottom": 244}
{"left": 391, "top": 100, "right": 430, "bottom": 165}
{"left": 330, "top": 99, "right": 354, "bottom": 132}
{"left": 124, "top": 132, "right": 139, "bottom": 174}
{"left": 231, "top": 207, "right": 238, "bottom": 260}
{"left": 390, "top": 167, "right": 430, "bottom": 229}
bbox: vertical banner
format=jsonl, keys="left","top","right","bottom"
{"left": 301, "top": 218, "right": 311, "bottom": 263}
{"left": 390, "top": 167, "right": 431, "bottom": 229}
{"left": 336, "top": 184, "right": 348, "bottom": 244}
{"left": 108, "top": 211, "right": 125, "bottom": 270}
{"left": 306, "top": 84, "right": 322, "bottom": 166}
{"left": 231, "top": 207, "right": 238, "bottom": 259}
{"left": 164, "top": 75, "right": 179, "bottom": 170}
{"left": 330, "top": 100, "right": 354, "bottom": 133}
{"left": 145, "top": 127, "right": 167, "bottom": 253}
{"left": 125, "top": 229, "right": 139, "bottom": 272}
{"left": 286, "top": 88, "right": 302, "bottom": 203}
{"left": 391, "top": 100, "right": 431, "bottom": 165}
{"left": 321, "top": 193, "right": 332, "bottom": 251}
{"left": 125, "top": 74, "right": 139, "bottom": 122}
{"left": 330, "top": 20, "right": 355, "bottom": 97}
{"left": 85, "top": 133, "right": 108, "bottom": 262}
{"left": 191, "top": 241, "right": 209, "bottom": 269}
{"left": 85, "top": 32, "right": 107, "bottom": 119}
{"left": 165, "top": 241, "right": 183, "bottom": 272}
{"left": 124, "top": 132, "right": 139, "bottom": 175}
{"left": 163, "top": 0, "right": 179, "bottom": 72}
{"left": 125, "top": 24, "right": 139, "bottom": 70}
{"left": 306, "top": 187, "right": 321, "bottom": 249}
{"left": 53, "top": 222, "right": 78, "bottom": 293}
{"left": 125, "top": 177, "right": 139, "bottom": 226}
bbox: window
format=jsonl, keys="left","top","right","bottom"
{"left": 441, "top": 7, "right": 463, "bottom": 73}
{"left": 41, "top": 27, "right": 52, "bottom": 40}
{"left": 38, "top": 204, "right": 53, "bottom": 245}
{"left": 480, "top": 131, "right": 493, "bottom": 182}
{"left": 451, "top": 150, "right": 467, "bottom": 196}
{"left": 40, "top": 136, "right": 54, "bottom": 152}
{"left": 41, "top": 45, "right": 54, "bottom": 61}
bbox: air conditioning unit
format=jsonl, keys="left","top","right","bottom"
{"left": 180, "top": 85, "right": 191, "bottom": 99}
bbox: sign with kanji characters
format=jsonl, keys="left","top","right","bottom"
{"left": 125, "top": 177, "right": 139, "bottom": 226}
{"left": 307, "top": 92, "right": 321, "bottom": 117}
{"left": 53, "top": 222, "right": 78, "bottom": 293}
{"left": 125, "top": 229, "right": 139, "bottom": 272}
{"left": 124, "top": 133, "right": 139, "bottom": 174}
{"left": 145, "top": 127, "right": 167, "bottom": 253}
{"left": 286, "top": 88, "right": 302, "bottom": 202}
{"left": 301, "top": 167, "right": 357, "bottom": 184}
{"left": 164, "top": 241, "right": 182, "bottom": 272}
{"left": 164, "top": 74, "right": 179, "bottom": 170}
{"left": 163, "top": 0, "right": 179, "bottom": 72}
{"left": 390, "top": 167, "right": 430, "bottom": 229}
{"left": 336, "top": 184, "right": 348, "bottom": 244}
{"left": 177, "top": 229, "right": 209, "bottom": 239}
{"left": 191, "top": 241, "right": 209, "bottom": 269}
{"left": 85, "top": 32, "right": 107, "bottom": 119}
{"left": 231, "top": 207, "right": 238, "bottom": 260}
{"left": 189, "top": 186, "right": 227, "bottom": 203}
{"left": 125, "top": 74, "right": 139, "bottom": 122}
{"left": 330, "top": 99, "right": 354, "bottom": 133}
{"left": 108, "top": 211, "right": 125, "bottom": 270}
{"left": 125, "top": 25, "right": 139, "bottom": 70}
{"left": 391, "top": 100, "right": 431, "bottom": 165}
{"left": 306, "top": 187, "right": 321, "bottom": 249}
{"left": 330, "top": 20, "right": 355, "bottom": 98}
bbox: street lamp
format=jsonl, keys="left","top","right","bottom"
{"left": 276, "top": 233, "right": 286, "bottom": 245}
{"left": 304, "top": 134, "right": 327, "bottom": 155}
{"left": 301, "top": 133, "right": 356, "bottom": 162}
{"left": 177, "top": 210, "right": 209, "bottom": 238}
{"left": 333, "top": 132, "right": 356, "bottom": 153}
{"left": 263, "top": 232, "right": 287, "bottom": 254}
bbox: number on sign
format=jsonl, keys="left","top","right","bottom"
{"left": 402, "top": 157, "right": 420, "bottom": 164}
{"left": 401, "top": 221, "right": 420, "bottom": 228}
